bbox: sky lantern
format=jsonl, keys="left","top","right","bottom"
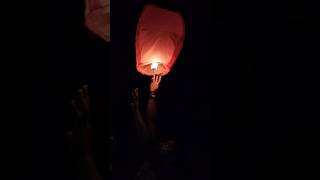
{"left": 85, "top": 0, "right": 110, "bottom": 42}
{"left": 135, "top": 5, "right": 185, "bottom": 76}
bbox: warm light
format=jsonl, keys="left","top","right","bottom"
{"left": 151, "top": 62, "right": 159, "bottom": 70}
{"left": 135, "top": 5, "right": 185, "bottom": 76}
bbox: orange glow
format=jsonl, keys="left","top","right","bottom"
{"left": 136, "top": 5, "right": 185, "bottom": 76}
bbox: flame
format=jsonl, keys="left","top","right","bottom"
{"left": 151, "top": 62, "right": 159, "bottom": 71}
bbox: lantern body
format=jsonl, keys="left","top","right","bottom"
{"left": 136, "top": 5, "right": 185, "bottom": 76}
{"left": 85, "top": 0, "right": 110, "bottom": 42}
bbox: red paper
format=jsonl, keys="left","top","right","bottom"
{"left": 136, "top": 5, "right": 185, "bottom": 76}
{"left": 85, "top": 0, "right": 110, "bottom": 42}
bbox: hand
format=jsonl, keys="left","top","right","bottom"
{"left": 150, "top": 75, "right": 162, "bottom": 94}
{"left": 130, "top": 88, "right": 139, "bottom": 110}
{"left": 72, "top": 85, "right": 90, "bottom": 121}
{"left": 70, "top": 85, "right": 92, "bottom": 157}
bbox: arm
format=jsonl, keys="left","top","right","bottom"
{"left": 130, "top": 88, "right": 148, "bottom": 137}
{"left": 71, "top": 85, "right": 103, "bottom": 180}
{"left": 145, "top": 75, "right": 162, "bottom": 140}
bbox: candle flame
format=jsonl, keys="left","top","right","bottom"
{"left": 151, "top": 62, "right": 159, "bottom": 71}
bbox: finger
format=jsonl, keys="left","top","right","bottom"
{"left": 152, "top": 75, "right": 155, "bottom": 82}
{"left": 159, "top": 75, "right": 162, "bottom": 83}
{"left": 156, "top": 75, "right": 159, "bottom": 83}
{"left": 154, "top": 75, "right": 158, "bottom": 83}
{"left": 132, "top": 89, "right": 139, "bottom": 99}
{"left": 154, "top": 75, "right": 158, "bottom": 82}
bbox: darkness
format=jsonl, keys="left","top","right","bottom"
{"left": 40, "top": 0, "right": 319, "bottom": 179}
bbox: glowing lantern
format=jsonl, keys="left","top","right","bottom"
{"left": 135, "top": 5, "right": 185, "bottom": 76}
{"left": 85, "top": 0, "right": 110, "bottom": 42}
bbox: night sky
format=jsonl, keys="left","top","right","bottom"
{"left": 40, "top": 0, "right": 320, "bottom": 179}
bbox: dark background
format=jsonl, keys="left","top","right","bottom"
{"left": 39, "top": 0, "right": 319, "bottom": 179}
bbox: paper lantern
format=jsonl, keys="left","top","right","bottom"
{"left": 85, "top": 0, "right": 110, "bottom": 42}
{"left": 135, "top": 5, "right": 185, "bottom": 76}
